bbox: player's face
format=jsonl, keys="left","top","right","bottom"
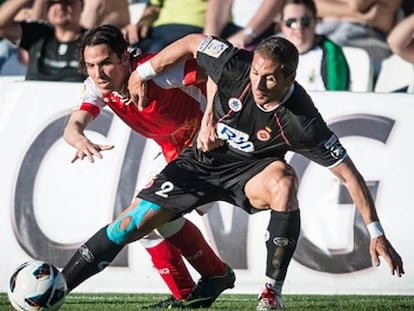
{"left": 83, "top": 44, "right": 129, "bottom": 94}
{"left": 249, "top": 53, "right": 295, "bottom": 108}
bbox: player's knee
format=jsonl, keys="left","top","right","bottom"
{"left": 139, "top": 230, "right": 164, "bottom": 248}
{"left": 156, "top": 217, "right": 185, "bottom": 238}
{"left": 278, "top": 174, "right": 297, "bottom": 196}
{"left": 275, "top": 172, "right": 299, "bottom": 210}
{"left": 266, "top": 173, "right": 297, "bottom": 202}
{"left": 107, "top": 199, "right": 161, "bottom": 245}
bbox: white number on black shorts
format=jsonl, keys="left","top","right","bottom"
{"left": 155, "top": 181, "right": 174, "bottom": 198}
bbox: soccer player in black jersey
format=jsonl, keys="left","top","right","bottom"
{"left": 62, "top": 34, "right": 404, "bottom": 310}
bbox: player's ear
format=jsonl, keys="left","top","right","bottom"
{"left": 121, "top": 51, "right": 129, "bottom": 65}
{"left": 286, "top": 71, "right": 296, "bottom": 85}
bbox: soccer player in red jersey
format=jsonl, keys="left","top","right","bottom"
{"left": 62, "top": 24, "right": 235, "bottom": 308}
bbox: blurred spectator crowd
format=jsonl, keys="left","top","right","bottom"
{"left": 0, "top": 0, "right": 413, "bottom": 93}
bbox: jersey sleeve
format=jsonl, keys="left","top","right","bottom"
{"left": 195, "top": 36, "right": 251, "bottom": 84}
{"left": 74, "top": 77, "right": 106, "bottom": 119}
{"left": 295, "top": 132, "right": 348, "bottom": 168}
{"left": 285, "top": 84, "right": 347, "bottom": 168}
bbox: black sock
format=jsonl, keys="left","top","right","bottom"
{"left": 62, "top": 225, "right": 124, "bottom": 291}
{"left": 265, "top": 209, "right": 300, "bottom": 282}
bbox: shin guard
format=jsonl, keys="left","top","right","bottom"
{"left": 265, "top": 209, "right": 300, "bottom": 283}
{"left": 62, "top": 225, "right": 123, "bottom": 291}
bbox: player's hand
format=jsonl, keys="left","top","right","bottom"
{"left": 197, "top": 122, "right": 223, "bottom": 152}
{"left": 128, "top": 70, "right": 149, "bottom": 111}
{"left": 71, "top": 139, "right": 114, "bottom": 163}
{"left": 369, "top": 235, "right": 404, "bottom": 277}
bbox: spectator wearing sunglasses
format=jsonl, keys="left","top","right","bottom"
{"left": 0, "top": 0, "right": 87, "bottom": 81}
{"left": 314, "top": 0, "right": 402, "bottom": 79}
{"left": 279, "top": 0, "right": 350, "bottom": 91}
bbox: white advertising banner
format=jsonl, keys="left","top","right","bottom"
{"left": 0, "top": 79, "right": 412, "bottom": 295}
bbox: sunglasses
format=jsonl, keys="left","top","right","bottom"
{"left": 284, "top": 15, "right": 313, "bottom": 29}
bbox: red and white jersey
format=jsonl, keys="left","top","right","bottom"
{"left": 76, "top": 53, "right": 206, "bottom": 162}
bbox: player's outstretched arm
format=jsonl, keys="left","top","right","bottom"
{"left": 128, "top": 33, "right": 208, "bottom": 108}
{"left": 329, "top": 157, "right": 404, "bottom": 277}
{"left": 63, "top": 110, "right": 114, "bottom": 163}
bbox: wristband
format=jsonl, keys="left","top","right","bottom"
{"left": 136, "top": 61, "right": 157, "bottom": 81}
{"left": 367, "top": 221, "right": 384, "bottom": 238}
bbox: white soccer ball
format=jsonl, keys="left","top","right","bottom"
{"left": 7, "top": 260, "right": 67, "bottom": 311}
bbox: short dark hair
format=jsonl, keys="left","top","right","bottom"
{"left": 254, "top": 36, "right": 299, "bottom": 77}
{"left": 77, "top": 24, "right": 129, "bottom": 74}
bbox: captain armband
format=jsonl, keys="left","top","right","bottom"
{"left": 367, "top": 221, "right": 384, "bottom": 239}
{"left": 136, "top": 61, "right": 157, "bottom": 81}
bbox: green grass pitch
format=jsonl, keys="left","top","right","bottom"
{"left": 1, "top": 292, "right": 413, "bottom": 310}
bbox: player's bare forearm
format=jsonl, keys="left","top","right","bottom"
{"left": 330, "top": 157, "right": 379, "bottom": 224}
{"left": 64, "top": 110, "right": 114, "bottom": 163}
{"left": 129, "top": 33, "right": 207, "bottom": 107}
{"left": 149, "top": 33, "right": 206, "bottom": 75}
{"left": 63, "top": 111, "right": 93, "bottom": 148}
{"left": 331, "top": 157, "right": 404, "bottom": 277}
{"left": 197, "top": 77, "right": 223, "bottom": 152}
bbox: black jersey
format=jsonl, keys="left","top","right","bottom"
{"left": 20, "top": 21, "right": 86, "bottom": 82}
{"left": 195, "top": 36, "right": 347, "bottom": 168}
{"left": 138, "top": 36, "right": 348, "bottom": 214}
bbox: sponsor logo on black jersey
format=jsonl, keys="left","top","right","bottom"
{"left": 228, "top": 98, "right": 242, "bottom": 112}
{"left": 257, "top": 129, "right": 271, "bottom": 141}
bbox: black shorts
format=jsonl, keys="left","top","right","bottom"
{"left": 137, "top": 147, "right": 282, "bottom": 215}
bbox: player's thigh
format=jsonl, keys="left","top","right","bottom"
{"left": 135, "top": 144, "right": 166, "bottom": 192}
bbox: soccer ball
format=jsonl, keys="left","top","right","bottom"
{"left": 7, "top": 260, "right": 67, "bottom": 311}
